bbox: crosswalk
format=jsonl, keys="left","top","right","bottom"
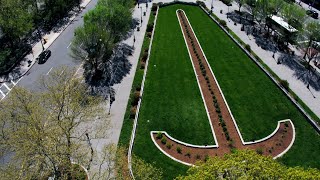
{"left": 0, "top": 78, "right": 22, "bottom": 101}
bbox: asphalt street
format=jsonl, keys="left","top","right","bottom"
{"left": 18, "top": 0, "right": 99, "bottom": 91}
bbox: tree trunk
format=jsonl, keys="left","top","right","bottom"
{"left": 303, "top": 39, "right": 312, "bottom": 60}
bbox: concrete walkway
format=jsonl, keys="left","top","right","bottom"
{"left": 196, "top": 0, "right": 320, "bottom": 119}
{"left": 87, "top": 2, "right": 152, "bottom": 177}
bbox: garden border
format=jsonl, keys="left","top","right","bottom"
{"left": 127, "top": 5, "right": 159, "bottom": 180}
{"left": 178, "top": 9, "right": 295, "bottom": 146}
{"left": 176, "top": 9, "right": 218, "bottom": 147}
{"left": 198, "top": 5, "right": 320, "bottom": 134}
{"left": 149, "top": 9, "right": 295, "bottom": 166}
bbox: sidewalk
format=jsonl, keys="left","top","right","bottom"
{"left": 200, "top": 0, "right": 320, "bottom": 118}
{"left": 0, "top": 0, "right": 92, "bottom": 83}
{"left": 297, "top": 0, "right": 320, "bottom": 15}
{"left": 87, "top": 2, "right": 152, "bottom": 176}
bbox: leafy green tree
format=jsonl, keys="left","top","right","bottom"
{"left": 280, "top": 3, "right": 306, "bottom": 31}
{"left": 89, "top": 0, "right": 132, "bottom": 42}
{"left": 0, "top": 0, "right": 33, "bottom": 46}
{"left": 268, "top": 0, "right": 285, "bottom": 15}
{"left": 255, "top": 0, "right": 271, "bottom": 25}
{"left": 114, "top": 146, "right": 163, "bottom": 180}
{"left": 244, "top": 0, "right": 258, "bottom": 21}
{"left": 234, "top": 0, "right": 246, "bottom": 12}
{"left": 71, "top": 0, "right": 132, "bottom": 94}
{"left": 301, "top": 21, "right": 320, "bottom": 62}
{"left": 0, "top": 67, "right": 110, "bottom": 179}
{"left": 175, "top": 150, "right": 320, "bottom": 179}
{"left": 71, "top": 21, "right": 115, "bottom": 89}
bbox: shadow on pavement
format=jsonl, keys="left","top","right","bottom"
{"left": 278, "top": 53, "right": 320, "bottom": 91}
{"left": 86, "top": 43, "right": 133, "bottom": 99}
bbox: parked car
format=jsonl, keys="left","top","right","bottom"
{"left": 37, "top": 50, "right": 51, "bottom": 64}
{"left": 306, "top": 10, "right": 319, "bottom": 19}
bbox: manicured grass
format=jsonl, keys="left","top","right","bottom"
{"left": 119, "top": 5, "right": 215, "bottom": 179}
{"left": 119, "top": 4, "right": 320, "bottom": 179}
{"left": 118, "top": 11, "right": 155, "bottom": 148}
{"left": 181, "top": 6, "right": 320, "bottom": 168}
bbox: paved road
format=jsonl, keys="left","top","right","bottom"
{"left": 18, "top": 0, "right": 99, "bottom": 91}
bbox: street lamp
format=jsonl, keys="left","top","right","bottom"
{"left": 37, "top": 30, "right": 45, "bottom": 51}
{"left": 33, "top": 0, "right": 44, "bottom": 51}
{"left": 227, "top": 5, "right": 230, "bottom": 22}
{"left": 211, "top": 0, "right": 213, "bottom": 11}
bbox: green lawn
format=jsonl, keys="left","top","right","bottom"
{"left": 120, "top": 5, "right": 215, "bottom": 179}
{"left": 181, "top": 5, "right": 320, "bottom": 168}
{"left": 119, "top": 4, "right": 320, "bottom": 179}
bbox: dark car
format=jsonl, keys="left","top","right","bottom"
{"left": 306, "top": 10, "right": 319, "bottom": 19}
{"left": 37, "top": 50, "right": 51, "bottom": 64}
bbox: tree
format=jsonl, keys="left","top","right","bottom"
{"left": 280, "top": 3, "right": 306, "bottom": 31}
{"left": 244, "top": 0, "right": 258, "bottom": 22}
{"left": 269, "top": 0, "right": 285, "bottom": 15}
{"left": 114, "top": 146, "right": 163, "bottom": 180}
{"left": 0, "top": 0, "right": 33, "bottom": 46}
{"left": 86, "top": 0, "right": 132, "bottom": 44}
{"left": 234, "top": 0, "right": 246, "bottom": 12}
{"left": 71, "top": 21, "right": 115, "bottom": 90}
{"left": 301, "top": 21, "right": 320, "bottom": 61}
{"left": 175, "top": 150, "right": 320, "bottom": 179}
{"left": 255, "top": 0, "right": 271, "bottom": 26}
{"left": 70, "top": 0, "right": 132, "bottom": 95}
{"left": 0, "top": 67, "right": 110, "bottom": 179}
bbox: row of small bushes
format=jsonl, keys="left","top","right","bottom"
{"left": 156, "top": 132, "right": 198, "bottom": 159}
{"left": 156, "top": 132, "right": 213, "bottom": 161}
{"left": 130, "top": 87, "right": 141, "bottom": 118}
{"left": 129, "top": 8, "right": 158, "bottom": 119}
{"left": 178, "top": 10, "right": 234, "bottom": 147}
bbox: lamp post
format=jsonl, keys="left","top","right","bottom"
{"left": 33, "top": 0, "right": 44, "bottom": 51}
{"left": 211, "top": 0, "right": 213, "bottom": 11}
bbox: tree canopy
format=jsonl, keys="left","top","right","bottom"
{"left": 71, "top": 0, "right": 132, "bottom": 95}
{"left": 0, "top": 67, "right": 110, "bottom": 179}
{"left": 0, "top": 0, "right": 33, "bottom": 45}
{"left": 176, "top": 150, "right": 320, "bottom": 180}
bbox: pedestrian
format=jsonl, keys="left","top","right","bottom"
{"left": 108, "top": 95, "right": 115, "bottom": 115}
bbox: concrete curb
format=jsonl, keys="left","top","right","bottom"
{"left": 175, "top": 9, "right": 218, "bottom": 147}
{"left": 127, "top": 5, "right": 158, "bottom": 180}
{"left": 149, "top": 9, "right": 295, "bottom": 166}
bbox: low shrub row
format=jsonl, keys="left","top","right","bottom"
{"left": 179, "top": 10, "right": 234, "bottom": 148}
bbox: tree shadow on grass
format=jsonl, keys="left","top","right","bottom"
{"left": 278, "top": 53, "right": 320, "bottom": 91}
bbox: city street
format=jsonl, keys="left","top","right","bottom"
{"left": 11, "top": 0, "right": 99, "bottom": 92}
